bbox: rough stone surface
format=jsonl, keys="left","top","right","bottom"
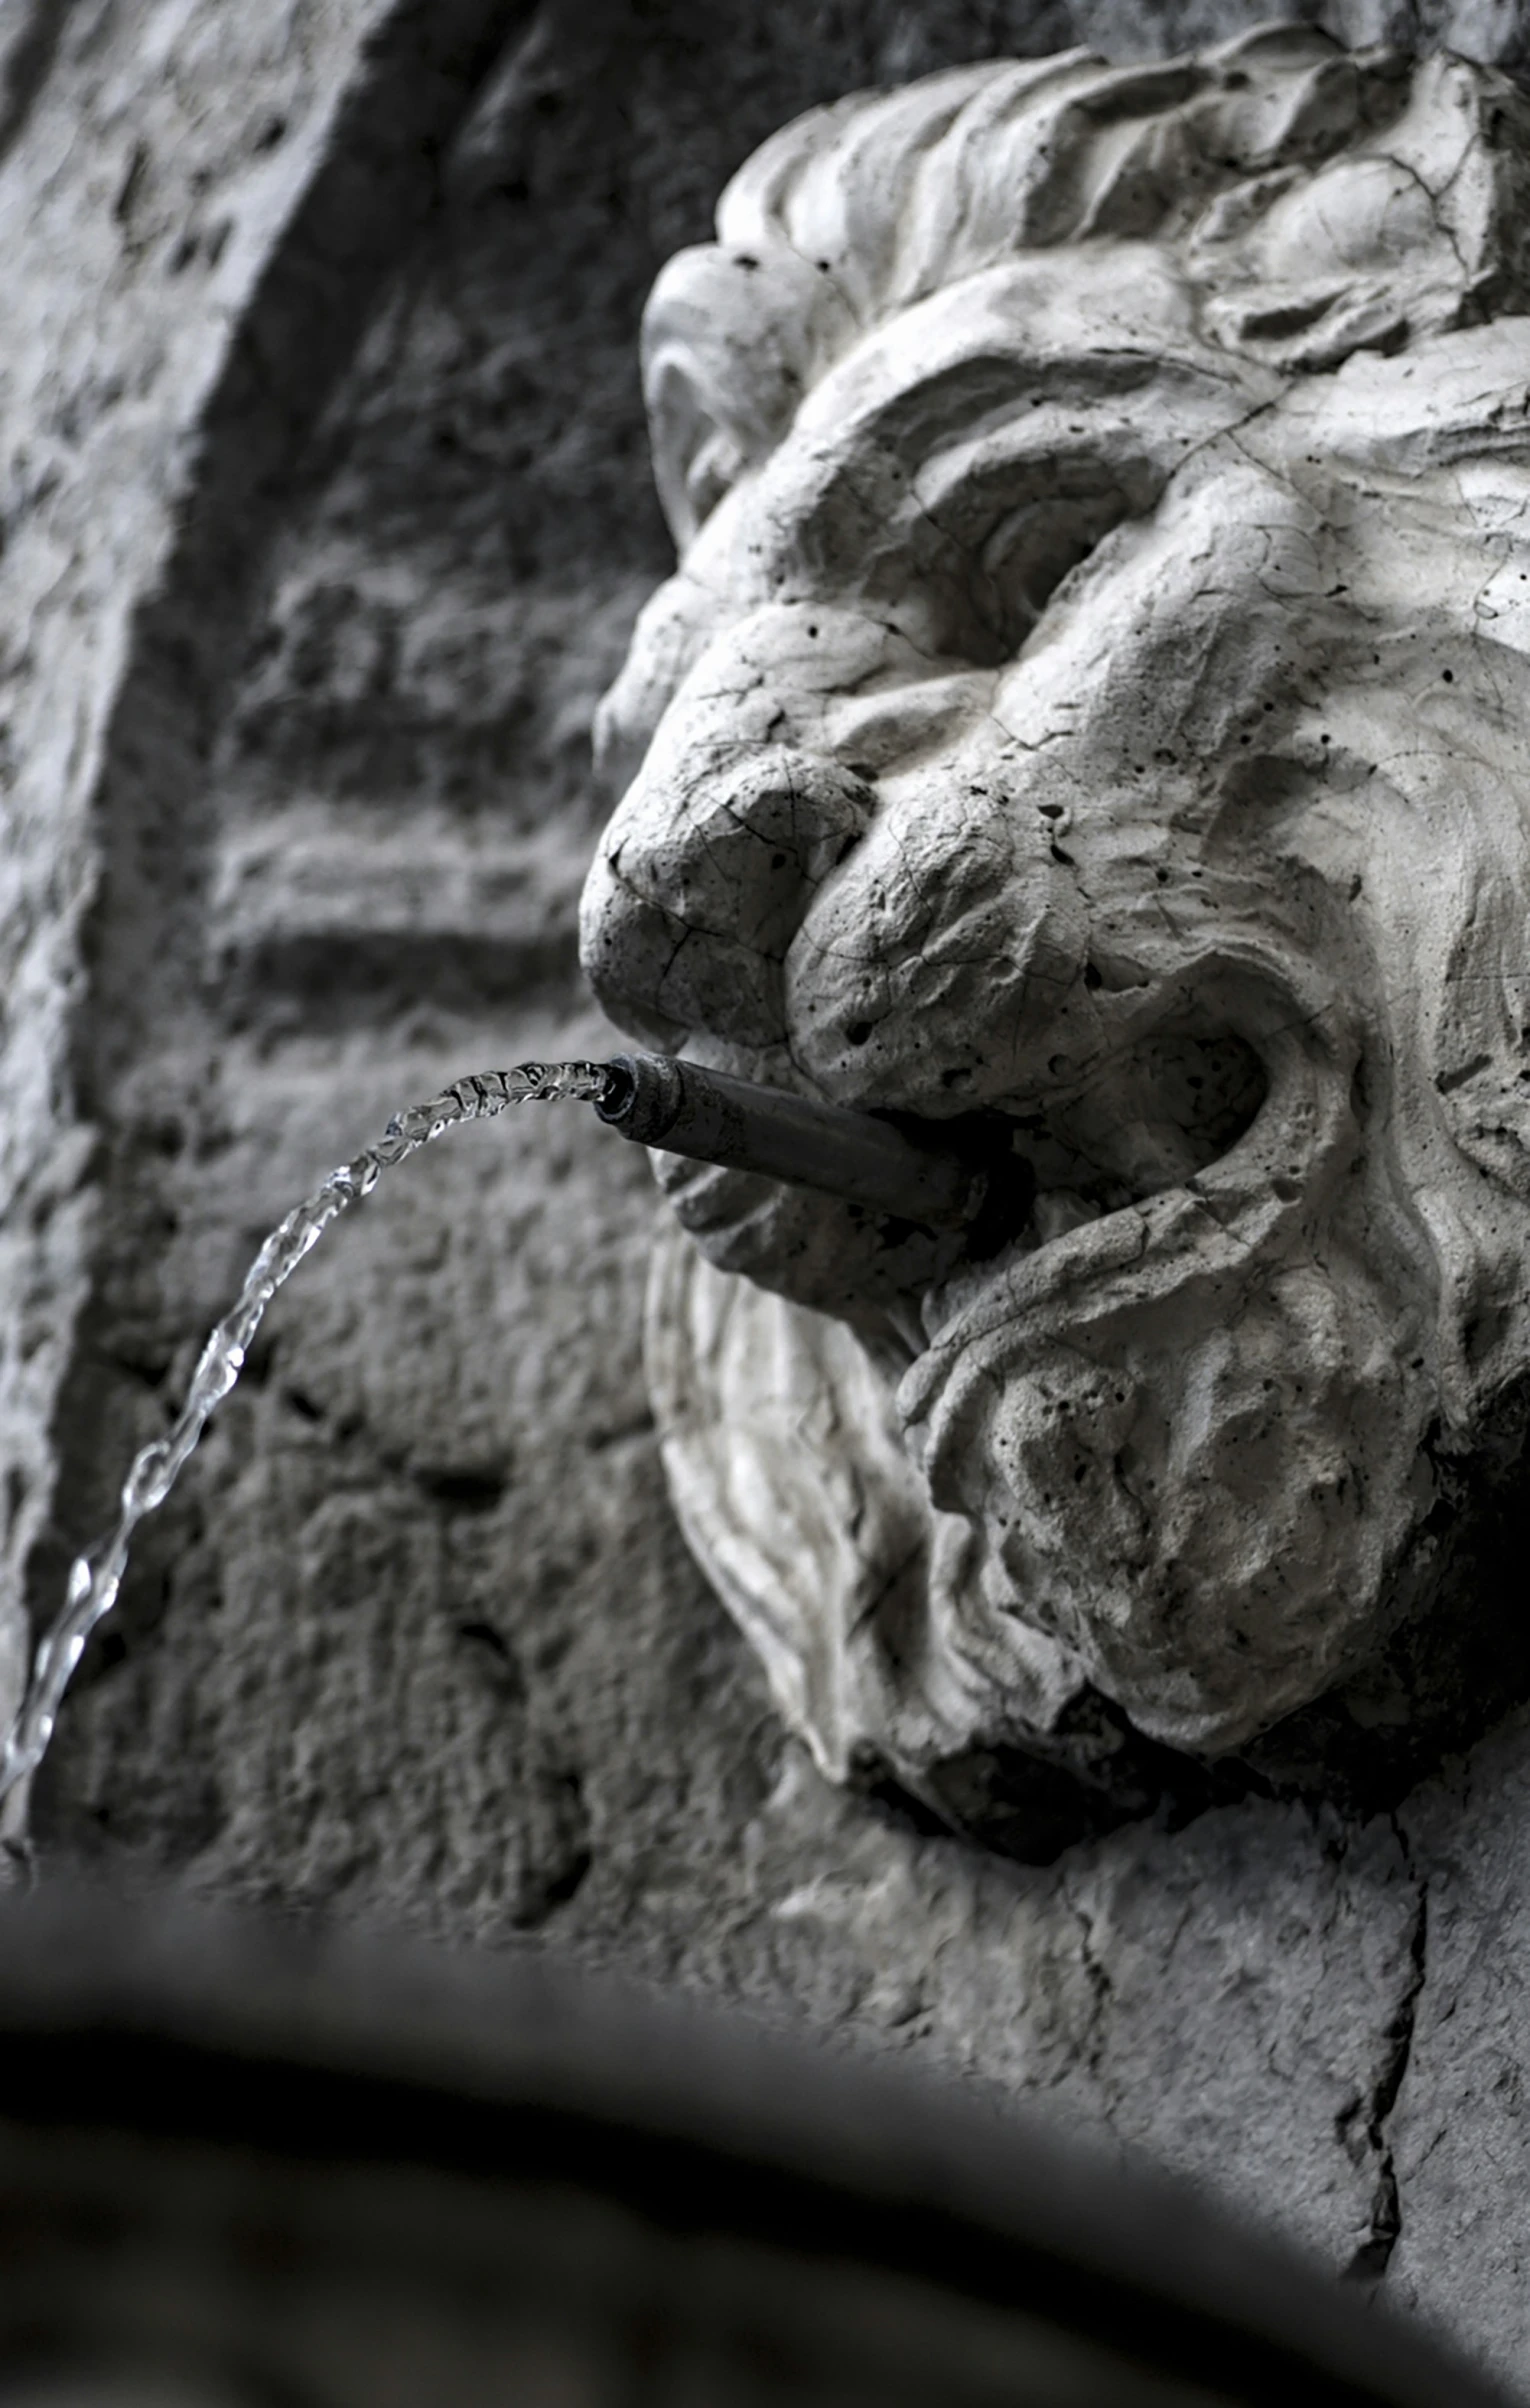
{"left": 4, "top": 1, "right": 1530, "bottom": 2399}
{"left": 0, "top": 0, "right": 539, "bottom": 1798}
{"left": 598, "top": 35, "right": 1530, "bottom": 1815}
{"left": 1388, "top": 1712, "right": 1530, "bottom": 2375}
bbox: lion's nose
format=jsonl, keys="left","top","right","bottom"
{"left": 579, "top": 750, "right": 875, "bottom": 1048}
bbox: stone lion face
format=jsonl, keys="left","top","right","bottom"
{"left": 580, "top": 38, "right": 1530, "bottom": 1813}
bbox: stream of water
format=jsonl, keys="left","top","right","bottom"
{"left": 0, "top": 1058, "right": 613, "bottom": 1814}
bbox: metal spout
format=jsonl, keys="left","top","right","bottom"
{"left": 595, "top": 1052, "right": 1030, "bottom": 1246}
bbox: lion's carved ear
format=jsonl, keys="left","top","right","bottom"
{"left": 640, "top": 244, "right": 854, "bottom": 551}
{"left": 644, "top": 356, "right": 747, "bottom": 551}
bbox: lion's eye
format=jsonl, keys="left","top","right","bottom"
{"left": 914, "top": 427, "right": 1151, "bottom": 660}
{"left": 974, "top": 481, "right": 1133, "bottom": 650}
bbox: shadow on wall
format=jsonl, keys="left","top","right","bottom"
{"left": 0, "top": 1881, "right": 1511, "bottom": 2408}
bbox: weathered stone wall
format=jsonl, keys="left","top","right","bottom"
{"left": 6, "top": 0, "right": 1530, "bottom": 2392}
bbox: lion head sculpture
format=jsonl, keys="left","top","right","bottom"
{"left": 579, "top": 26, "right": 1530, "bottom": 1848}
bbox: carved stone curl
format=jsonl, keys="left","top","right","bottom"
{"left": 579, "top": 28, "right": 1530, "bottom": 1842}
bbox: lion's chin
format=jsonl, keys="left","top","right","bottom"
{"left": 901, "top": 1174, "right": 1434, "bottom": 1756}
{"left": 649, "top": 1017, "right": 1443, "bottom": 1760}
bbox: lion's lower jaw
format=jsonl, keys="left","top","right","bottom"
{"left": 648, "top": 1208, "right": 1530, "bottom": 1858}
{"left": 644, "top": 1015, "right": 1479, "bottom": 1808}
{"left": 904, "top": 1232, "right": 1435, "bottom": 1758}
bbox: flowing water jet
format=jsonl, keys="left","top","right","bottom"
{"left": 0, "top": 1053, "right": 1023, "bottom": 1818}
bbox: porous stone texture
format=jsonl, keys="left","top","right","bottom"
{"left": 5, "top": 0, "right": 1530, "bottom": 2397}
{"left": 594, "top": 34, "right": 1530, "bottom": 1815}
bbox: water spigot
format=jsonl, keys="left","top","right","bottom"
{"left": 595, "top": 1052, "right": 1030, "bottom": 1247}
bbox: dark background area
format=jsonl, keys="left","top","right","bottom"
{"left": 4, "top": 0, "right": 1530, "bottom": 2380}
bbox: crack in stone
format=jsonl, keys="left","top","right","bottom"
{"left": 1343, "top": 1828, "right": 1428, "bottom": 2287}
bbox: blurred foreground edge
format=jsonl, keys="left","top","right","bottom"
{"left": 0, "top": 1879, "right": 1507, "bottom": 2408}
